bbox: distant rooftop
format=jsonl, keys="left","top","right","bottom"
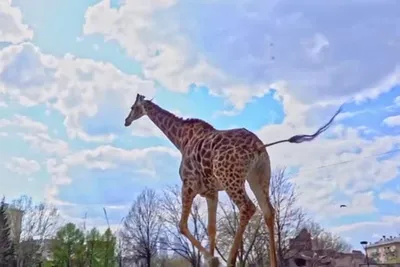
{"left": 4, "top": 202, "right": 24, "bottom": 215}
{"left": 366, "top": 235, "right": 400, "bottom": 248}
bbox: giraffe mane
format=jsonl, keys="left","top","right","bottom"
{"left": 146, "top": 99, "right": 215, "bottom": 130}
{"left": 182, "top": 118, "right": 215, "bottom": 130}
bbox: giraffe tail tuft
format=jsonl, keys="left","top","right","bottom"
{"left": 257, "top": 104, "right": 343, "bottom": 151}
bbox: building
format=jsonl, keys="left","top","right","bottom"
{"left": 2, "top": 202, "right": 23, "bottom": 244}
{"left": 286, "top": 228, "right": 366, "bottom": 267}
{"left": 366, "top": 236, "right": 400, "bottom": 264}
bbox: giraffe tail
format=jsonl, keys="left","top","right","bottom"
{"left": 257, "top": 104, "right": 343, "bottom": 152}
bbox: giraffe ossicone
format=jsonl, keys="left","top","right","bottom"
{"left": 124, "top": 93, "right": 342, "bottom": 267}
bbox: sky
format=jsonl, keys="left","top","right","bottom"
{"left": 0, "top": 0, "right": 400, "bottom": 251}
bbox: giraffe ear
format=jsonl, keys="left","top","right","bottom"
{"left": 136, "top": 93, "right": 146, "bottom": 102}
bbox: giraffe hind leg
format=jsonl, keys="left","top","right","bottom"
{"left": 224, "top": 187, "right": 257, "bottom": 267}
{"left": 212, "top": 152, "right": 257, "bottom": 267}
{"left": 206, "top": 194, "right": 218, "bottom": 257}
{"left": 247, "top": 155, "right": 278, "bottom": 267}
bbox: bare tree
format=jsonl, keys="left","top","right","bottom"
{"left": 10, "top": 195, "right": 59, "bottom": 267}
{"left": 214, "top": 167, "right": 306, "bottom": 266}
{"left": 270, "top": 168, "right": 307, "bottom": 264}
{"left": 216, "top": 198, "right": 269, "bottom": 267}
{"left": 121, "top": 188, "right": 163, "bottom": 267}
{"left": 302, "top": 221, "right": 352, "bottom": 252}
{"left": 161, "top": 185, "right": 207, "bottom": 267}
{"left": 270, "top": 168, "right": 351, "bottom": 264}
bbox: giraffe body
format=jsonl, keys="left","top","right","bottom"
{"left": 180, "top": 127, "right": 265, "bottom": 197}
{"left": 125, "top": 94, "right": 342, "bottom": 267}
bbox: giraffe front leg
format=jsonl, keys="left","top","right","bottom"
{"left": 206, "top": 193, "right": 220, "bottom": 267}
{"left": 206, "top": 193, "right": 218, "bottom": 256}
{"left": 179, "top": 184, "right": 212, "bottom": 260}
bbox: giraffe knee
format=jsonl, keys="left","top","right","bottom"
{"left": 208, "top": 224, "right": 216, "bottom": 235}
{"left": 268, "top": 202, "right": 276, "bottom": 218}
{"left": 240, "top": 201, "right": 256, "bottom": 221}
{"left": 179, "top": 221, "right": 187, "bottom": 235}
{"left": 260, "top": 200, "right": 275, "bottom": 219}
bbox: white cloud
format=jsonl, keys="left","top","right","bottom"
{"left": 5, "top": 157, "right": 40, "bottom": 176}
{"left": 353, "top": 67, "right": 400, "bottom": 104}
{"left": 83, "top": 0, "right": 273, "bottom": 111}
{"left": 379, "top": 187, "right": 400, "bottom": 204}
{"left": 255, "top": 107, "right": 400, "bottom": 218}
{"left": 130, "top": 107, "right": 188, "bottom": 138}
{"left": 0, "top": 43, "right": 156, "bottom": 143}
{"left": 395, "top": 96, "right": 400, "bottom": 106}
{"left": 45, "top": 145, "right": 180, "bottom": 204}
{"left": 83, "top": 0, "right": 400, "bottom": 112}
{"left": 1, "top": 0, "right": 398, "bottom": 239}
{"left": 0, "top": 0, "right": 33, "bottom": 43}
{"left": 18, "top": 132, "right": 69, "bottom": 157}
{"left": 328, "top": 216, "right": 400, "bottom": 248}
{"left": 0, "top": 114, "right": 48, "bottom": 132}
{"left": 0, "top": 114, "right": 69, "bottom": 156}
{"left": 336, "top": 109, "right": 371, "bottom": 121}
{"left": 330, "top": 216, "right": 400, "bottom": 235}
{"left": 212, "top": 109, "right": 240, "bottom": 118}
{"left": 131, "top": 116, "right": 165, "bottom": 138}
{"left": 383, "top": 115, "right": 400, "bottom": 127}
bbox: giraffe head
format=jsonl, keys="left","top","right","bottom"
{"left": 124, "top": 93, "right": 147, "bottom": 127}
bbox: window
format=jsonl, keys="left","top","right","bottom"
{"left": 294, "top": 258, "right": 306, "bottom": 266}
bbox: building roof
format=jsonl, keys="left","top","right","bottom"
{"left": 366, "top": 237, "right": 400, "bottom": 248}
{"left": 2, "top": 203, "right": 24, "bottom": 214}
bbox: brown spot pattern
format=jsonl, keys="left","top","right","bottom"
{"left": 140, "top": 100, "right": 277, "bottom": 267}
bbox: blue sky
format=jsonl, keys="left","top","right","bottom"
{"left": 1, "top": 0, "right": 400, "bottom": 251}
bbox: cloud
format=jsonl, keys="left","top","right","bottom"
{"left": 83, "top": 0, "right": 400, "bottom": 111}
{"left": 44, "top": 144, "right": 181, "bottom": 226}
{"left": 0, "top": 114, "right": 69, "bottom": 156}
{"left": 0, "top": 114, "right": 48, "bottom": 132}
{"left": 395, "top": 96, "right": 400, "bottom": 106}
{"left": 5, "top": 157, "right": 40, "bottom": 176}
{"left": 45, "top": 145, "right": 181, "bottom": 207}
{"left": 131, "top": 116, "right": 165, "bottom": 138}
{"left": 18, "top": 132, "right": 69, "bottom": 157}
{"left": 0, "top": 43, "right": 156, "bottom": 143}
{"left": 379, "top": 187, "right": 400, "bottom": 204}
{"left": 336, "top": 109, "right": 372, "bottom": 121}
{"left": 330, "top": 216, "right": 400, "bottom": 241}
{"left": 256, "top": 114, "right": 400, "bottom": 218}
{"left": 0, "top": 0, "right": 33, "bottom": 43}
{"left": 1, "top": 0, "right": 398, "bottom": 247}
{"left": 129, "top": 106, "right": 186, "bottom": 138}
{"left": 328, "top": 216, "right": 400, "bottom": 247}
{"left": 83, "top": 0, "right": 271, "bottom": 111}
{"left": 383, "top": 115, "right": 400, "bottom": 127}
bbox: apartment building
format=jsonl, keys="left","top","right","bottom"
{"left": 1, "top": 202, "right": 24, "bottom": 244}
{"left": 366, "top": 236, "right": 400, "bottom": 264}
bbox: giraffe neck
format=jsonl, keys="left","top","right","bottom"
{"left": 143, "top": 101, "right": 188, "bottom": 151}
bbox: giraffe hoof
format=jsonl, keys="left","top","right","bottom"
{"left": 208, "top": 257, "right": 220, "bottom": 267}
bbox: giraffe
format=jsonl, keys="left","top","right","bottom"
{"left": 124, "top": 93, "right": 342, "bottom": 267}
